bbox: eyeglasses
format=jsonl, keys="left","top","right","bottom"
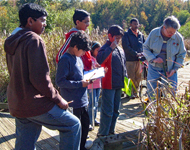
{"left": 164, "top": 27, "right": 176, "bottom": 36}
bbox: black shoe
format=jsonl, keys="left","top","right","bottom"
{"left": 95, "top": 120, "right": 100, "bottom": 126}
{"left": 109, "top": 132, "right": 115, "bottom": 135}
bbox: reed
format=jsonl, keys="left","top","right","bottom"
{"left": 141, "top": 79, "right": 190, "bottom": 150}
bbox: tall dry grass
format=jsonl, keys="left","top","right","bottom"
{"left": 140, "top": 79, "right": 190, "bottom": 149}
{"left": 184, "top": 39, "right": 190, "bottom": 51}
{"left": 0, "top": 36, "right": 9, "bottom": 102}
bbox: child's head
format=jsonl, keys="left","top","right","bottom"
{"left": 108, "top": 25, "right": 124, "bottom": 43}
{"left": 69, "top": 31, "right": 91, "bottom": 57}
{"left": 91, "top": 41, "right": 101, "bottom": 58}
{"left": 19, "top": 3, "right": 47, "bottom": 34}
{"left": 73, "top": 9, "right": 90, "bottom": 31}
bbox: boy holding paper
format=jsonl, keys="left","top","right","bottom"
{"left": 56, "top": 31, "right": 92, "bottom": 150}
{"left": 96, "top": 25, "right": 127, "bottom": 137}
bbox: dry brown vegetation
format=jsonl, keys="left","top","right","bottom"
{"left": 140, "top": 79, "right": 190, "bottom": 150}
{"left": 184, "top": 39, "right": 190, "bottom": 51}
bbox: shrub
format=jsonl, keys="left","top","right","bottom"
{"left": 179, "top": 21, "right": 190, "bottom": 39}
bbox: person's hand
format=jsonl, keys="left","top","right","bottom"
{"left": 95, "top": 64, "right": 101, "bottom": 68}
{"left": 104, "top": 67, "right": 108, "bottom": 73}
{"left": 82, "top": 80, "right": 90, "bottom": 87}
{"left": 57, "top": 98, "right": 68, "bottom": 109}
{"left": 153, "top": 57, "right": 164, "bottom": 63}
{"left": 137, "top": 53, "right": 143, "bottom": 57}
{"left": 110, "top": 37, "right": 117, "bottom": 50}
{"left": 166, "top": 69, "right": 176, "bottom": 77}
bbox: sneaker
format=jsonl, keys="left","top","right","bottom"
{"left": 89, "top": 124, "right": 94, "bottom": 131}
{"left": 85, "top": 140, "right": 93, "bottom": 149}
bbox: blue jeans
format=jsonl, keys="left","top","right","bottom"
{"left": 147, "top": 64, "right": 177, "bottom": 100}
{"left": 98, "top": 89, "right": 121, "bottom": 136}
{"left": 87, "top": 88, "right": 101, "bottom": 125}
{"left": 15, "top": 105, "right": 81, "bottom": 150}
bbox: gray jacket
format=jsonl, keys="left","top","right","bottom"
{"left": 143, "top": 26, "right": 186, "bottom": 72}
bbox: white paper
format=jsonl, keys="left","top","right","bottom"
{"left": 83, "top": 67, "right": 105, "bottom": 81}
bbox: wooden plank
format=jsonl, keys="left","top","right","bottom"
{"left": 0, "top": 116, "right": 16, "bottom": 148}
{"left": 0, "top": 112, "right": 59, "bottom": 150}
{"left": 36, "top": 130, "right": 59, "bottom": 150}
{"left": 0, "top": 132, "right": 14, "bottom": 150}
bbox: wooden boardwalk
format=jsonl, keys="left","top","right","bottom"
{"left": 0, "top": 97, "right": 145, "bottom": 150}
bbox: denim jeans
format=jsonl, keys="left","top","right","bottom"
{"left": 15, "top": 105, "right": 81, "bottom": 150}
{"left": 98, "top": 89, "right": 121, "bottom": 136}
{"left": 147, "top": 64, "right": 177, "bottom": 100}
{"left": 87, "top": 88, "right": 101, "bottom": 125}
{"left": 73, "top": 106, "right": 89, "bottom": 150}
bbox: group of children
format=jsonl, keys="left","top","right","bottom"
{"left": 56, "top": 8, "right": 126, "bottom": 148}
{"left": 4, "top": 3, "right": 126, "bottom": 150}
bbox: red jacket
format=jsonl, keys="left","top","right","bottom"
{"left": 97, "top": 41, "right": 127, "bottom": 89}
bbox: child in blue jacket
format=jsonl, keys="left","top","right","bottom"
{"left": 56, "top": 31, "right": 92, "bottom": 150}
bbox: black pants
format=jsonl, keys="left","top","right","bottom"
{"left": 73, "top": 106, "right": 89, "bottom": 150}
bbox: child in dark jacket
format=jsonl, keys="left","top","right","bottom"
{"left": 56, "top": 31, "right": 92, "bottom": 150}
{"left": 96, "top": 25, "right": 127, "bottom": 137}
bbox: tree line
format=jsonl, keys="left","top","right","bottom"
{"left": 0, "top": 0, "right": 190, "bottom": 38}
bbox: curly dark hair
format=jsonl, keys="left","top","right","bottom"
{"left": 70, "top": 31, "right": 91, "bottom": 51}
